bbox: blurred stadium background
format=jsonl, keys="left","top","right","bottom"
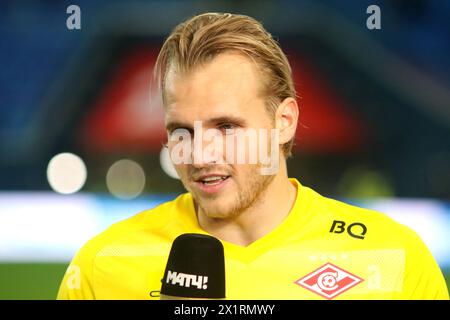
{"left": 0, "top": 0, "right": 449, "bottom": 299}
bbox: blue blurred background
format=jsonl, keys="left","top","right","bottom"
{"left": 0, "top": 0, "right": 449, "bottom": 299}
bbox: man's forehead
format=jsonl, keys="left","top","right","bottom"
{"left": 164, "top": 101, "right": 245, "bottom": 123}
{"left": 164, "top": 53, "right": 264, "bottom": 106}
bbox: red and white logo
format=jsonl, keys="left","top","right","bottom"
{"left": 295, "top": 263, "right": 363, "bottom": 299}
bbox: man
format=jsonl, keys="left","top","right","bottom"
{"left": 57, "top": 13, "right": 448, "bottom": 300}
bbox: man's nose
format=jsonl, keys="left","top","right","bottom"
{"left": 191, "top": 129, "right": 224, "bottom": 168}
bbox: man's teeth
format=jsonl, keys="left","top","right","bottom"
{"left": 201, "top": 176, "right": 228, "bottom": 184}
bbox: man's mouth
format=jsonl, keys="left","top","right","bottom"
{"left": 193, "top": 174, "right": 231, "bottom": 193}
{"left": 198, "top": 175, "right": 230, "bottom": 185}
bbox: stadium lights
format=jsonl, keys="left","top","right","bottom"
{"left": 47, "top": 153, "right": 87, "bottom": 194}
{"left": 106, "top": 159, "right": 146, "bottom": 200}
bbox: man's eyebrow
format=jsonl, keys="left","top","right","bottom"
{"left": 206, "top": 116, "right": 247, "bottom": 126}
{"left": 165, "top": 116, "right": 247, "bottom": 132}
{"left": 165, "top": 121, "right": 193, "bottom": 132}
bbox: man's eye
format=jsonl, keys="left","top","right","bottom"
{"left": 168, "top": 128, "right": 193, "bottom": 136}
{"left": 218, "top": 123, "right": 236, "bottom": 131}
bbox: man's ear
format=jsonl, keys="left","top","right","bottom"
{"left": 275, "top": 97, "right": 299, "bottom": 145}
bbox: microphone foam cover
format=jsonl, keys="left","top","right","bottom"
{"left": 161, "top": 233, "right": 225, "bottom": 299}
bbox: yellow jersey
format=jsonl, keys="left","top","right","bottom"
{"left": 57, "top": 178, "right": 449, "bottom": 300}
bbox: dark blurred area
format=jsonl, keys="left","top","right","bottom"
{"left": 1, "top": 0, "right": 449, "bottom": 199}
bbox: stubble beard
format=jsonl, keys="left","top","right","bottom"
{"left": 185, "top": 164, "right": 276, "bottom": 220}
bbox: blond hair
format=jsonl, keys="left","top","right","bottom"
{"left": 155, "top": 12, "right": 296, "bottom": 157}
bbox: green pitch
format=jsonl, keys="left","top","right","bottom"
{"left": 0, "top": 263, "right": 68, "bottom": 300}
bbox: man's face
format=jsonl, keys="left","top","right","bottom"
{"left": 164, "top": 53, "right": 278, "bottom": 219}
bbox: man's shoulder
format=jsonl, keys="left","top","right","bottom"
{"left": 75, "top": 193, "right": 192, "bottom": 260}
{"left": 304, "top": 186, "right": 420, "bottom": 245}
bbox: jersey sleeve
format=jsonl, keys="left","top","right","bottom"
{"left": 402, "top": 228, "right": 449, "bottom": 300}
{"left": 56, "top": 241, "right": 96, "bottom": 300}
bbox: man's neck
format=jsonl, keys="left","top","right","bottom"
{"left": 197, "top": 164, "right": 297, "bottom": 247}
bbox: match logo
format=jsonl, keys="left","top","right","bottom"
{"left": 166, "top": 270, "right": 208, "bottom": 290}
{"left": 295, "top": 263, "right": 363, "bottom": 299}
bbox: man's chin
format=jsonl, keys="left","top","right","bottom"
{"left": 202, "top": 210, "right": 234, "bottom": 219}
{"left": 196, "top": 199, "right": 237, "bottom": 219}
